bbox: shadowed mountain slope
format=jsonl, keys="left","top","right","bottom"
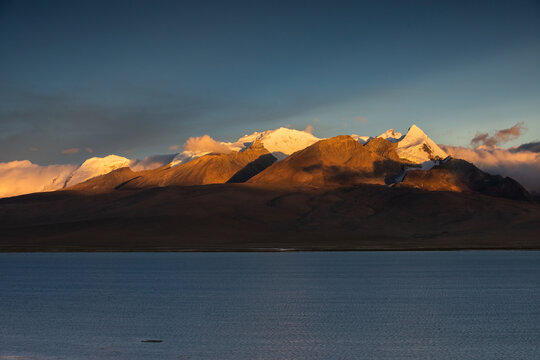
{"left": 398, "top": 159, "right": 531, "bottom": 201}
{"left": 128, "top": 140, "right": 276, "bottom": 187}
{"left": 1, "top": 183, "right": 539, "bottom": 251}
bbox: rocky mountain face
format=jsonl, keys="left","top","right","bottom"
{"left": 1, "top": 124, "right": 531, "bottom": 204}
{"left": 398, "top": 158, "right": 531, "bottom": 201}
{"left": 69, "top": 140, "right": 276, "bottom": 193}
{"left": 1, "top": 124, "right": 538, "bottom": 251}
{"left": 249, "top": 136, "right": 404, "bottom": 186}
{"left": 69, "top": 131, "right": 530, "bottom": 202}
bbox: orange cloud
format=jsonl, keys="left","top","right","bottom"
{"left": 354, "top": 116, "right": 368, "bottom": 123}
{"left": 304, "top": 124, "right": 314, "bottom": 134}
{"left": 0, "top": 160, "right": 77, "bottom": 198}
{"left": 183, "top": 135, "right": 232, "bottom": 154}
{"left": 62, "top": 148, "right": 79, "bottom": 154}
{"left": 168, "top": 144, "right": 181, "bottom": 151}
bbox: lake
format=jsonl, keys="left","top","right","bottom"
{"left": 1, "top": 252, "right": 539, "bottom": 359}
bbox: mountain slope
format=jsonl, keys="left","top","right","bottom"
{"left": 398, "top": 158, "right": 531, "bottom": 201}
{"left": 69, "top": 140, "right": 276, "bottom": 192}
{"left": 249, "top": 136, "right": 404, "bottom": 186}
{"left": 130, "top": 140, "right": 275, "bottom": 187}
{"left": 1, "top": 183, "right": 539, "bottom": 251}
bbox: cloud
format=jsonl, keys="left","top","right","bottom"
{"left": 441, "top": 144, "right": 540, "bottom": 192}
{"left": 62, "top": 148, "right": 79, "bottom": 154}
{"left": 1, "top": 85, "right": 344, "bottom": 165}
{"left": 0, "top": 160, "right": 77, "bottom": 198}
{"left": 183, "top": 135, "right": 232, "bottom": 154}
{"left": 168, "top": 144, "right": 181, "bottom": 151}
{"left": 511, "top": 141, "right": 540, "bottom": 153}
{"left": 85, "top": 147, "right": 94, "bottom": 154}
{"left": 130, "top": 154, "right": 177, "bottom": 171}
{"left": 354, "top": 116, "right": 368, "bottom": 123}
{"left": 304, "top": 124, "right": 314, "bottom": 134}
{"left": 470, "top": 122, "right": 526, "bottom": 147}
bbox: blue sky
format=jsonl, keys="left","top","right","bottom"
{"left": 1, "top": 0, "right": 539, "bottom": 164}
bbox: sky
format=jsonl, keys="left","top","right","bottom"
{"left": 1, "top": 0, "right": 539, "bottom": 165}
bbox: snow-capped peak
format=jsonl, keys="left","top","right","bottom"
{"left": 350, "top": 134, "right": 372, "bottom": 144}
{"left": 170, "top": 127, "right": 321, "bottom": 166}
{"left": 235, "top": 127, "right": 320, "bottom": 160}
{"left": 64, "top": 155, "right": 132, "bottom": 187}
{"left": 377, "top": 129, "right": 403, "bottom": 143}
{"left": 395, "top": 124, "right": 448, "bottom": 163}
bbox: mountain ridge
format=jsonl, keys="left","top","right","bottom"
{"left": 64, "top": 127, "right": 530, "bottom": 202}
{"left": 1, "top": 123, "right": 538, "bottom": 251}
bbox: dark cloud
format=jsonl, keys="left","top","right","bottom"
{"left": 0, "top": 85, "right": 230, "bottom": 164}
{"left": 511, "top": 141, "right": 540, "bottom": 153}
{"left": 470, "top": 122, "right": 526, "bottom": 148}
{"left": 0, "top": 85, "right": 342, "bottom": 165}
{"left": 130, "top": 154, "right": 177, "bottom": 171}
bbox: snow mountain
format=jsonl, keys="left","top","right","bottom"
{"left": 170, "top": 127, "right": 320, "bottom": 166}
{"left": 234, "top": 127, "right": 321, "bottom": 160}
{"left": 377, "top": 129, "right": 403, "bottom": 142}
{"left": 64, "top": 155, "right": 132, "bottom": 188}
{"left": 0, "top": 124, "right": 476, "bottom": 198}
{"left": 394, "top": 125, "right": 448, "bottom": 163}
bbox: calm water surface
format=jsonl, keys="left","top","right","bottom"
{"left": 1, "top": 252, "right": 539, "bottom": 360}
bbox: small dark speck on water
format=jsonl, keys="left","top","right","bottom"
{"left": 2, "top": 252, "right": 540, "bottom": 360}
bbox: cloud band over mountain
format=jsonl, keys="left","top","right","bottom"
{"left": 0, "top": 161, "right": 77, "bottom": 198}
{"left": 441, "top": 145, "right": 540, "bottom": 192}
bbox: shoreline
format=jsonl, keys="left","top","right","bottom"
{"left": 2, "top": 246, "right": 540, "bottom": 253}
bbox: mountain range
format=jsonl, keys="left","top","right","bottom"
{"left": 1, "top": 125, "right": 539, "bottom": 251}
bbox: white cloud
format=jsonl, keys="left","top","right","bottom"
{"left": 0, "top": 160, "right": 77, "bottom": 198}
{"left": 441, "top": 145, "right": 540, "bottom": 192}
